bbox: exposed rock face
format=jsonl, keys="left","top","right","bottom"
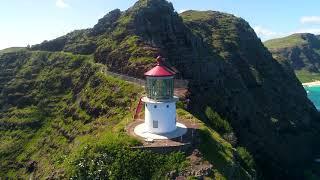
{"left": 167, "top": 150, "right": 214, "bottom": 179}
{"left": 28, "top": 0, "right": 320, "bottom": 178}
{"left": 183, "top": 149, "right": 213, "bottom": 178}
{"left": 180, "top": 11, "right": 320, "bottom": 179}
{"left": 31, "top": 30, "right": 96, "bottom": 55}
{"left": 93, "top": 0, "right": 212, "bottom": 79}
{"left": 90, "top": 9, "right": 121, "bottom": 36}
{"left": 265, "top": 33, "right": 320, "bottom": 72}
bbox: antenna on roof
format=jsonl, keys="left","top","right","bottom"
{"left": 156, "top": 55, "right": 163, "bottom": 65}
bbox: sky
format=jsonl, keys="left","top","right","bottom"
{"left": 1, "top": 0, "right": 320, "bottom": 50}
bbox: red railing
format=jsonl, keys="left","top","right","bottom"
{"left": 134, "top": 97, "right": 143, "bottom": 120}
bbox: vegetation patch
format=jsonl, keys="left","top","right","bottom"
{"left": 295, "top": 70, "right": 320, "bottom": 83}
{"left": 204, "top": 106, "right": 232, "bottom": 134}
{"left": 68, "top": 134, "right": 187, "bottom": 179}
{"left": 0, "top": 47, "right": 26, "bottom": 55}
{"left": 264, "top": 34, "right": 308, "bottom": 50}
{"left": 237, "top": 147, "right": 256, "bottom": 175}
{"left": 177, "top": 109, "right": 254, "bottom": 179}
{"left": 0, "top": 51, "right": 143, "bottom": 178}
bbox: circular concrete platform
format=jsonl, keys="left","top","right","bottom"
{"left": 134, "top": 122, "right": 188, "bottom": 140}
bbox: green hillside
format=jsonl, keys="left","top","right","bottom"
{"left": 0, "top": 50, "right": 141, "bottom": 178}
{"left": 264, "top": 33, "right": 320, "bottom": 83}
{"left": 264, "top": 34, "right": 309, "bottom": 49}
{"left": 0, "top": 50, "right": 254, "bottom": 179}
{"left": 0, "top": 47, "right": 26, "bottom": 55}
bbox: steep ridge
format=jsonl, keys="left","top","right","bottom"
{"left": 23, "top": 0, "right": 320, "bottom": 179}
{"left": 264, "top": 33, "right": 320, "bottom": 82}
{"left": 181, "top": 10, "right": 320, "bottom": 179}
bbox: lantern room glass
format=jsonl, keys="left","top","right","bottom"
{"left": 146, "top": 77, "right": 174, "bottom": 100}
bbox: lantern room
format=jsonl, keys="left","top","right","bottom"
{"left": 144, "top": 56, "right": 175, "bottom": 101}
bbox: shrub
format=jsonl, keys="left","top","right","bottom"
{"left": 237, "top": 147, "right": 256, "bottom": 175}
{"left": 176, "top": 100, "right": 186, "bottom": 109}
{"left": 70, "top": 141, "right": 187, "bottom": 179}
{"left": 205, "top": 106, "right": 232, "bottom": 134}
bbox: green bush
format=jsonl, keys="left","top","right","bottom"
{"left": 205, "top": 106, "right": 232, "bottom": 134}
{"left": 236, "top": 147, "right": 255, "bottom": 175}
{"left": 70, "top": 141, "right": 187, "bottom": 179}
{"left": 295, "top": 70, "right": 320, "bottom": 83}
{"left": 176, "top": 101, "right": 186, "bottom": 109}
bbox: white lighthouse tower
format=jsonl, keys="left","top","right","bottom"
{"left": 143, "top": 56, "right": 178, "bottom": 134}
{"left": 134, "top": 56, "right": 187, "bottom": 140}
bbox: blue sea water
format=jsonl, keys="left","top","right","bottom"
{"left": 304, "top": 86, "right": 320, "bottom": 111}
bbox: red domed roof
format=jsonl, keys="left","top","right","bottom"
{"left": 144, "top": 56, "right": 175, "bottom": 77}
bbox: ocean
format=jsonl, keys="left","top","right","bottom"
{"left": 304, "top": 86, "right": 320, "bottom": 111}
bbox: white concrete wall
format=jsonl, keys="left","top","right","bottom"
{"left": 144, "top": 101, "right": 176, "bottom": 134}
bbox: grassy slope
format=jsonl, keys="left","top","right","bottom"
{"left": 0, "top": 47, "right": 26, "bottom": 55}
{"left": 0, "top": 50, "right": 253, "bottom": 179}
{"left": 0, "top": 50, "right": 141, "bottom": 178}
{"left": 264, "top": 34, "right": 308, "bottom": 50}
{"left": 180, "top": 10, "right": 216, "bottom": 22}
{"left": 177, "top": 109, "right": 255, "bottom": 179}
{"left": 265, "top": 34, "right": 320, "bottom": 83}
{"left": 295, "top": 70, "right": 320, "bottom": 83}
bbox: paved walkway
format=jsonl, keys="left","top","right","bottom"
{"left": 134, "top": 122, "right": 187, "bottom": 140}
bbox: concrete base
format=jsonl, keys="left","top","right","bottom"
{"left": 134, "top": 122, "right": 187, "bottom": 140}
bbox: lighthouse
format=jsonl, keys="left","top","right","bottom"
{"left": 134, "top": 56, "right": 187, "bottom": 140}
{"left": 143, "top": 56, "right": 178, "bottom": 134}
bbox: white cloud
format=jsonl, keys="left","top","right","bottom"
{"left": 300, "top": 16, "right": 320, "bottom": 24}
{"left": 56, "top": 0, "right": 69, "bottom": 8}
{"left": 253, "top": 26, "right": 283, "bottom": 40}
{"left": 178, "top": 9, "right": 188, "bottom": 13}
{"left": 254, "top": 26, "right": 277, "bottom": 36}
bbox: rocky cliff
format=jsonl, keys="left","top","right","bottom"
{"left": 18, "top": 0, "right": 320, "bottom": 179}
{"left": 181, "top": 10, "right": 320, "bottom": 179}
